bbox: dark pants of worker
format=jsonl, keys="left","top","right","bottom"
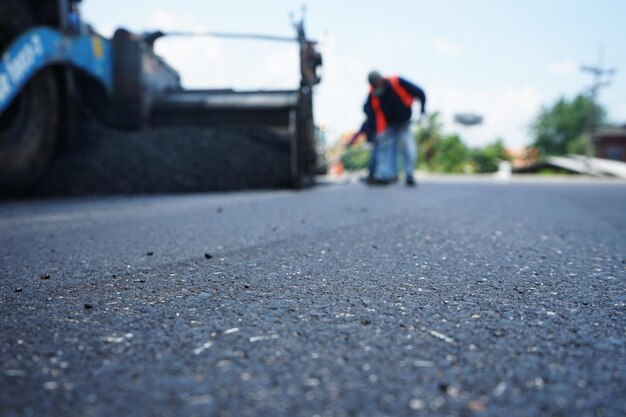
{"left": 367, "top": 141, "right": 378, "bottom": 179}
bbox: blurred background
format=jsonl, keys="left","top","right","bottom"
{"left": 82, "top": 0, "right": 625, "bottom": 153}
{"left": 1, "top": 0, "right": 624, "bottom": 197}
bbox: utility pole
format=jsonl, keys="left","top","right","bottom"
{"left": 580, "top": 48, "right": 616, "bottom": 174}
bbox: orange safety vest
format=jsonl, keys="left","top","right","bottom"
{"left": 370, "top": 76, "right": 414, "bottom": 134}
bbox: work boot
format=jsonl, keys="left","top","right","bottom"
{"left": 405, "top": 175, "right": 416, "bottom": 187}
{"left": 366, "top": 177, "right": 393, "bottom": 186}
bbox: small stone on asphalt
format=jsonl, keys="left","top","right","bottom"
{"left": 468, "top": 400, "right": 486, "bottom": 412}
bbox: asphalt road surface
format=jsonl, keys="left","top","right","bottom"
{"left": 1, "top": 178, "right": 625, "bottom": 417}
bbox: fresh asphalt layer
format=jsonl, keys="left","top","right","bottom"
{"left": 1, "top": 179, "right": 625, "bottom": 417}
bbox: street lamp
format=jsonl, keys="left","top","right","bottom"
{"left": 454, "top": 113, "right": 483, "bottom": 127}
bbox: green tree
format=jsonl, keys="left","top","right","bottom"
{"left": 565, "top": 133, "right": 588, "bottom": 154}
{"left": 531, "top": 94, "right": 605, "bottom": 156}
{"left": 340, "top": 145, "right": 370, "bottom": 171}
{"left": 415, "top": 112, "right": 444, "bottom": 169}
{"left": 430, "top": 134, "right": 469, "bottom": 173}
{"left": 471, "top": 139, "right": 509, "bottom": 173}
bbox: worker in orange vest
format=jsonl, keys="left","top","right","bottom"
{"left": 363, "top": 71, "right": 426, "bottom": 186}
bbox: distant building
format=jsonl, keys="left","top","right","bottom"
{"left": 506, "top": 147, "right": 540, "bottom": 169}
{"left": 597, "top": 125, "right": 626, "bottom": 162}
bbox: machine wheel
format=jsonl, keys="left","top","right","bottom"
{"left": 292, "top": 88, "right": 315, "bottom": 188}
{"left": 0, "top": 1, "right": 59, "bottom": 196}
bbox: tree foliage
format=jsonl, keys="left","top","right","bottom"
{"left": 531, "top": 94, "right": 605, "bottom": 156}
{"left": 471, "top": 139, "right": 508, "bottom": 173}
{"left": 430, "top": 134, "right": 469, "bottom": 173}
{"left": 340, "top": 145, "right": 370, "bottom": 170}
{"left": 341, "top": 110, "right": 512, "bottom": 174}
{"left": 415, "top": 112, "right": 444, "bottom": 167}
{"left": 414, "top": 113, "right": 508, "bottom": 173}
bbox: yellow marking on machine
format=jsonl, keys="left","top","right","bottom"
{"left": 91, "top": 36, "right": 103, "bottom": 58}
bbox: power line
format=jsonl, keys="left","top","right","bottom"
{"left": 164, "top": 31, "right": 298, "bottom": 43}
{"left": 580, "top": 48, "right": 617, "bottom": 174}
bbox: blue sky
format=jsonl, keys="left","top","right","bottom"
{"left": 82, "top": 0, "right": 625, "bottom": 147}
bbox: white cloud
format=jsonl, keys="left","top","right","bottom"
{"left": 93, "top": 23, "right": 116, "bottom": 38}
{"left": 548, "top": 60, "right": 579, "bottom": 75}
{"left": 313, "top": 32, "right": 375, "bottom": 142}
{"left": 610, "top": 102, "right": 626, "bottom": 124}
{"left": 82, "top": 8, "right": 544, "bottom": 149}
{"left": 428, "top": 81, "right": 543, "bottom": 147}
{"left": 146, "top": 9, "right": 224, "bottom": 88}
{"left": 146, "top": 9, "right": 300, "bottom": 90}
{"left": 147, "top": 9, "right": 204, "bottom": 32}
{"left": 317, "top": 66, "right": 544, "bottom": 148}
{"left": 432, "top": 36, "right": 463, "bottom": 57}
{"left": 253, "top": 46, "right": 299, "bottom": 89}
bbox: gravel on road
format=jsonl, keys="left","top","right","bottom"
{"left": 1, "top": 180, "right": 625, "bottom": 417}
{"left": 32, "top": 118, "right": 292, "bottom": 196}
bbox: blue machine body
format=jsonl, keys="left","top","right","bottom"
{"left": 0, "top": 27, "right": 113, "bottom": 116}
{"left": 0, "top": 19, "right": 321, "bottom": 188}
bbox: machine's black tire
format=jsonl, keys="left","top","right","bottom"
{"left": 0, "top": 1, "right": 59, "bottom": 196}
{"left": 0, "top": 73, "right": 59, "bottom": 195}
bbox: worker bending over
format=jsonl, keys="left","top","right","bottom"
{"left": 363, "top": 71, "right": 426, "bottom": 186}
